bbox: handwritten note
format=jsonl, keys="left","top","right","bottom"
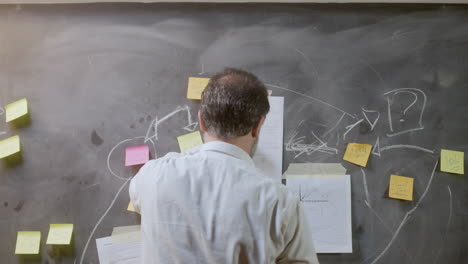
{"left": 5, "top": 98, "right": 28, "bottom": 122}
{"left": 177, "top": 131, "right": 203, "bottom": 152}
{"left": 0, "top": 135, "right": 20, "bottom": 159}
{"left": 343, "top": 143, "right": 372, "bottom": 167}
{"left": 46, "top": 224, "right": 73, "bottom": 245}
{"left": 15, "top": 231, "right": 41, "bottom": 254}
{"left": 125, "top": 145, "right": 149, "bottom": 167}
{"left": 441, "top": 149, "right": 464, "bottom": 175}
{"left": 187, "top": 77, "right": 210, "bottom": 100}
{"left": 389, "top": 175, "right": 414, "bottom": 201}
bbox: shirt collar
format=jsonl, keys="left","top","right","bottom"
{"left": 200, "top": 141, "right": 255, "bottom": 167}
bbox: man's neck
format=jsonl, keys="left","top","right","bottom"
{"left": 203, "top": 133, "right": 253, "bottom": 156}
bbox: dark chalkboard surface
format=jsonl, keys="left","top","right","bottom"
{"left": 0, "top": 3, "right": 467, "bottom": 264}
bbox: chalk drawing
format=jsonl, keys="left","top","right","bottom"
{"left": 144, "top": 105, "right": 198, "bottom": 142}
{"left": 372, "top": 137, "right": 381, "bottom": 157}
{"left": 343, "top": 119, "right": 364, "bottom": 140}
{"left": 384, "top": 88, "right": 427, "bottom": 137}
{"left": 265, "top": 83, "right": 355, "bottom": 119}
{"left": 362, "top": 108, "right": 380, "bottom": 131}
{"left": 380, "top": 144, "right": 434, "bottom": 154}
{"left": 367, "top": 160, "right": 438, "bottom": 264}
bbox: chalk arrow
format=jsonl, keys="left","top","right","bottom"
{"left": 362, "top": 108, "right": 380, "bottom": 131}
{"left": 183, "top": 122, "right": 199, "bottom": 132}
{"left": 372, "top": 136, "right": 381, "bottom": 157}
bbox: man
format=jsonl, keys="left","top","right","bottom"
{"left": 129, "top": 68, "right": 319, "bottom": 264}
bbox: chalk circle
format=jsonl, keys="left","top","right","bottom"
{"left": 107, "top": 136, "right": 156, "bottom": 180}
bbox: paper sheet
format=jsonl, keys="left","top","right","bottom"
{"left": 5, "top": 98, "right": 28, "bottom": 122}
{"left": 15, "top": 231, "right": 41, "bottom": 254}
{"left": 287, "top": 176, "right": 352, "bottom": 253}
{"left": 389, "top": 175, "right": 414, "bottom": 201}
{"left": 125, "top": 145, "right": 149, "bottom": 167}
{"left": 0, "top": 135, "right": 21, "bottom": 159}
{"left": 46, "top": 224, "right": 73, "bottom": 245}
{"left": 112, "top": 231, "right": 141, "bottom": 243}
{"left": 177, "top": 131, "right": 203, "bottom": 152}
{"left": 112, "top": 225, "right": 141, "bottom": 237}
{"left": 187, "top": 77, "right": 210, "bottom": 100}
{"left": 96, "top": 236, "right": 141, "bottom": 264}
{"left": 440, "top": 149, "right": 464, "bottom": 174}
{"left": 253, "top": 96, "right": 284, "bottom": 180}
{"left": 111, "top": 225, "right": 141, "bottom": 243}
{"left": 284, "top": 163, "right": 346, "bottom": 179}
{"left": 343, "top": 143, "right": 372, "bottom": 167}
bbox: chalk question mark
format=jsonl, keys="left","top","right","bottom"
{"left": 394, "top": 91, "right": 418, "bottom": 123}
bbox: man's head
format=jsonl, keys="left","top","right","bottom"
{"left": 198, "top": 68, "right": 270, "bottom": 154}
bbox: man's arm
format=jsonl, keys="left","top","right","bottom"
{"left": 276, "top": 197, "right": 320, "bottom": 264}
{"left": 129, "top": 161, "right": 155, "bottom": 214}
{"left": 128, "top": 174, "right": 141, "bottom": 214}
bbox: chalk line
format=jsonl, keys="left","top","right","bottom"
{"left": 79, "top": 179, "right": 131, "bottom": 264}
{"left": 293, "top": 48, "right": 320, "bottom": 79}
{"left": 372, "top": 137, "right": 381, "bottom": 157}
{"left": 144, "top": 105, "right": 198, "bottom": 142}
{"left": 368, "top": 160, "right": 438, "bottom": 264}
{"left": 362, "top": 108, "right": 380, "bottom": 131}
{"left": 361, "top": 168, "right": 371, "bottom": 205}
{"left": 384, "top": 88, "right": 427, "bottom": 137}
{"left": 395, "top": 91, "right": 418, "bottom": 115}
{"left": 433, "top": 186, "right": 453, "bottom": 264}
{"left": 265, "top": 83, "right": 355, "bottom": 118}
{"left": 107, "top": 136, "right": 156, "bottom": 181}
{"left": 323, "top": 113, "right": 346, "bottom": 137}
{"left": 343, "top": 119, "right": 364, "bottom": 140}
{"left": 380, "top": 144, "right": 434, "bottom": 154}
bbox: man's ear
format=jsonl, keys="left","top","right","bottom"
{"left": 198, "top": 111, "right": 207, "bottom": 132}
{"left": 252, "top": 116, "right": 265, "bottom": 138}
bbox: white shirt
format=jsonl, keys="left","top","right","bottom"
{"left": 129, "top": 141, "right": 319, "bottom": 264}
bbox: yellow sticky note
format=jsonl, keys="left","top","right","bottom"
{"left": 0, "top": 135, "right": 21, "bottom": 159}
{"left": 343, "top": 143, "right": 372, "bottom": 167}
{"left": 389, "top": 175, "right": 414, "bottom": 201}
{"left": 46, "top": 224, "right": 73, "bottom": 245}
{"left": 127, "top": 201, "right": 139, "bottom": 214}
{"left": 441, "top": 149, "right": 464, "bottom": 174}
{"left": 177, "top": 131, "right": 203, "bottom": 152}
{"left": 187, "top": 77, "right": 210, "bottom": 100}
{"left": 5, "top": 98, "right": 28, "bottom": 122}
{"left": 15, "top": 231, "right": 41, "bottom": 254}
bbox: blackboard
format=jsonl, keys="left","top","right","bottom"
{"left": 0, "top": 3, "right": 467, "bottom": 264}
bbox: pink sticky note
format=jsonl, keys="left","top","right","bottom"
{"left": 125, "top": 145, "right": 149, "bottom": 166}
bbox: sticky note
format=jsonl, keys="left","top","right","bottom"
{"left": 343, "top": 143, "right": 372, "bottom": 167}
{"left": 0, "top": 135, "right": 20, "bottom": 159}
{"left": 127, "top": 201, "right": 139, "bottom": 213}
{"left": 187, "top": 77, "right": 210, "bottom": 100}
{"left": 177, "top": 131, "right": 203, "bottom": 152}
{"left": 5, "top": 98, "right": 28, "bottom": 122}
{"left": 15, "top": 231, "right": 41, "bottom": 254}
{"left": 46, "top": 224, "right": 73, "bottom": 245}
{"left": 125, "top": 145, "right": 149, "bottom": 166}
{"left": 440, "top": 149, "right": 464, "bottom": 174}
{"left": 389, "top": 175, "right": 414, "bottom": 201}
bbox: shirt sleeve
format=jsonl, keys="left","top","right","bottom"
{"left": 129, "top": 161, "right": 154, "bottom": 214}
{"left": 276, "top": 196, "right": 320, "bottom": 264}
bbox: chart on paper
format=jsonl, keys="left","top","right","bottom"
{"left": 287, "top": 176, "right": 352, "bottom": 253}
